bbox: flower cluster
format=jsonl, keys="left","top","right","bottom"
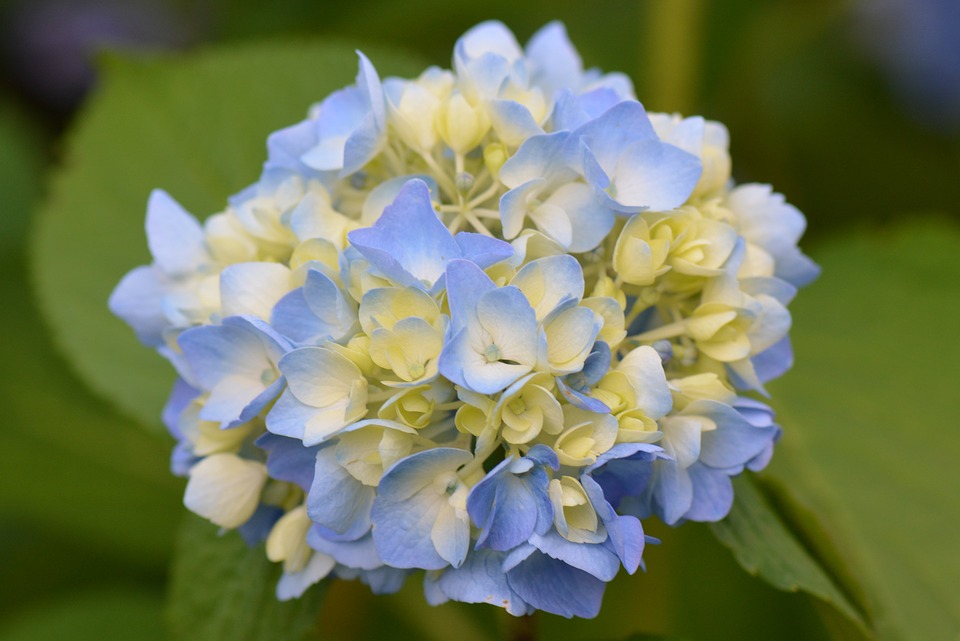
{"left": 110, "top": 21, "right": 818, "bottom": 618}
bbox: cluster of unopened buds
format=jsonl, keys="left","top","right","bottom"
{"left": 111, "top": 21, "right": 818, "bottom": 618}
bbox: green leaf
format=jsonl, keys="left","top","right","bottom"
{"left": 31, "top": 40, "right": 428, "bottom": 432}
{"left": 0, "top": 102, "right": 182, "bottom": 565}
{"left": 168, "top": 514, "right": 326, "bottom": 641}
{"left": 0, "top": 589, "right": 165, "bottom": 641}
{"left": 710, "top": 475, "right": 867, "bottom": 635}
{"left": 0, "top": 250, "right": 183, "bottom": 563}
{"left": 0, "top": 102, "right": 45, "bottom": 256}
{"left": 760, "top": 218, "right": 960, "bottom": 641}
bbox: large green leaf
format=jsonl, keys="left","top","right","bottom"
{"left": 710, "top": 475, "right": 868, "bottom": 636}
{"left": 31, "top": 40, "right": 428, "bottom": 432}
{"left": 168, "top": 514, "right": 327, "bottom": 641}
{"left": 760, "top": 219, "right": 960, "bottom": 641}
{"left": 1, "top": 250, "right": 182, "bottom": 563}
{"left": 0, "top": 102, "right": 45, "bottom": 256}
{"left": 0, "top": 103, "right": 182, "bottom": 565}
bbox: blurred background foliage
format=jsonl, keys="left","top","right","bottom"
{"left": 0, "top": 0, "right": 957, "bottom": 640}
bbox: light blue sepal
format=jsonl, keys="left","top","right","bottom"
{"left": 271, "top": 268, "right": 357, "bottom": 345}
{"left": 361, "top": 175, "right": 439, "bottom": 225}
{"left": 425, "top": 548, "right": 533, "bottom": 616}
{"left": 307, "top": 445, "right": 374, "bottom": 540}
{"left": 276, "top": 552, "right": 335, "bottom": 601}
{"left": 585, "top": 443, "right": 666, "bottom": 518}
{"left": 301, "top": 52, "right": 385, "bottom": 176}
{"left": 581, "top": 475, "right": 645, "bottom": 574}
{"left": 264, "top": 119, "right": 319, "bottom": 179}
{"left": 563, "top": 101, "right": 655, "bottom": 171}
{"left": 557, "top": 376, "right": 611, "bottom": 413}
{"left": 776, "top": 247, "right": 821, "bottom": 288}
{"left": 255, "top": 432, "right": 320, "bottom": 492}
{"left": 551, "top": 88, "right": 623, "bottom": 131}
{"left": 439, "top": 284, "right": 540, "bottom": 394}
{"left": 263, "top": 389, "right": 315, "bottom": 441}
{"left": 372, "top": 448, "right": 473, "bottom": 570}
{"left": 453, "top": 22, "right": 521, "bottom": 99}
{"left": 307, "top": 528, "right": 383, "bottom": 570}
{"left": 177, "top": 315, "right": 290, "bottom": 428}
{"left": 500, "top": 131, "right": 574, "bottom": 187}
{"left": 301, "top": 87, "right": 364, "bottom": 171}
{"left": 557, "top": 341, "right": 612, "bottom": 412}
{"left": 651, "top": 456, "right": 695, "bottom": 525}
{"left": 505, "top": 551, "right": 606, "bottom": 619}
{"left": 108, "top": 266, "right": 168, "bottom": 347}
{"left": 682, "top": 464, "right": 735, "bottom": 522}
{"left": 348, "top": 180, "right": 511, "bottom": 294}
{"left": 145, "top": 189, "right": 208, "bottom": 277}
{"left": 341, "top": 51, "right": 386, "bottom": 176}
{"left": 733, "top": 397, "right": 777, "bottom": 428}
{"left": 443, "top": 259, "right": 496, "bottom": 334}
{"left": 487, "top": 99, "right": 544, "bottom": 147}
{"left": 467, "top": 446, "right": 557, "bottom": 551}
{"left": 511, "top": 254, "right": 584, "bottom": 321}
{"left": 694, "top": 399, "right": 780, "bottom": 470}
{"left": 525, "top": 21, "right": 583, "bottom": 98}
{"left": 563, "top": 101, "right": 702, "bottom": 213}
{"left": 527, "top": 530, "right": 621, "bottom": 582}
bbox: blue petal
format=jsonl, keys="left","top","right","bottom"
{"left": 587, "top": 443, "right": 665, "bottom": 509}
{"left": 506, "top": 551, "right": 606, "bottom": 618}
{"left": 307, "top": 528, "right": 383, "bottom": 570}
{"left": 145, "top": 189, "right": 207, "bottom": 276}
{"left": 238, "top": 504, "right": 283, "bottom": 545}
{"left": 307, "top": 446, "right": 374, "bottom": 540}
{"left": 108, "top": 266, "right": 169, "bottom": 347}
{"left": 428, "top": 548, "right": 532, "bottom": 616}
{"left": 162, "top": 378, "right": 199, "bottom": 440}
{"left": 776, "top": 246, "right": 822, "bottom": 288}
{"left": 551, "top": 88, "right": 624, "bottom": 131}
{"left": 499, "top": 132, "right": 573, "bottom": 188}
{"left": 178, "top": 316, "right": 288, "bottom": 427}
{"left": 468, "top": 458, "right": 550, "bottom": 551}
{"left": 361, "top": 175, "right": 439, "bottom": 224}
{"left": 695, "top": 400, "right": 780, "bottom": 470}
{"left": 444, "top": 259, "right": 496, "bottom": 334}
{"left": 748, "top": 336, "right": 794, "bottom": 385}
{"left": 271, "top": 269, "right": 356, "bottom": 345}
{"left": 563, "top": 101, "right": 656, "bottom": 178}
{"left": 264, "top": 118, "right": 319, "bottom": 179}
{"left": 652, "top": 458, "right": 694, "bottom": 525}
{"left": 348, "top": 179, "right": 459, "bottom": 290}
{"left": 581, "top": 475, "right": 644, "bottom": 573}
{"left": 683, "top": 463, "right": 735, "bottom": 522}
{"left": 581, "top": 341, "right": 611, "bottom": 384}
{"left": 526, "top": 21, "right": 582, "bottom": 97}
{"left": 255, "top": 432, "right": 320, "bottom": 491}
{"left": 557, "top": 377, "right": 611, "bottom": 413}
{"left": 528, "top": 530, "right": 620, "bottom": 582}
{"left": 606, "top": 138, "right": 702, "bottom": 211}
{"left": 453, "top": 232, "right": 513, "bottom": 271}
{"left": 488, "top": 99, "right": 544, "bottom": 147}
{"left": 372, "top": 448, "right": 473, "bottom": 570}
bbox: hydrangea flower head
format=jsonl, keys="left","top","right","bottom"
{"left": 110, "top": 20, "right": 817, "bottom": 619}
